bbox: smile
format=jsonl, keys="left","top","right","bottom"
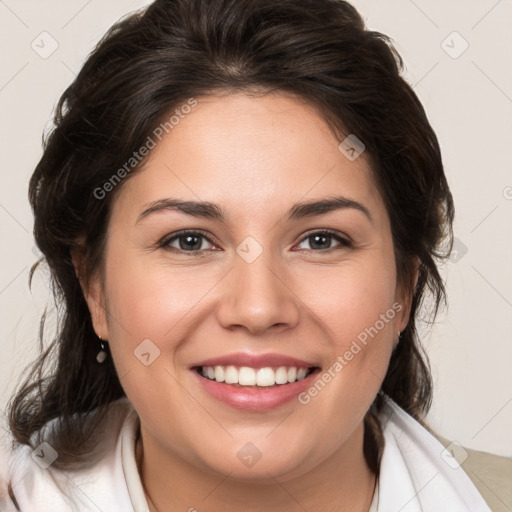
{"left": 190, "top": 352, "right": 322, "bottom": 411}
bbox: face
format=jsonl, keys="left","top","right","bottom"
{"left": 84, "top": 92, "right": 413, "bottom": 481}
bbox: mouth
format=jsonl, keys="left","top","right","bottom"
{"left": 190, "top": 356, "right": 322, "bottom": 411}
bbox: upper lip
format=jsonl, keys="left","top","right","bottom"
{"left": 191, "top": 352, "right": 319, "bottom": 369}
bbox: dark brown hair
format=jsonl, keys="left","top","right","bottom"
{"left": 8, "top": 0, "right": 454, "bottom": 474}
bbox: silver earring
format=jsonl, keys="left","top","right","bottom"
{"left": 96, "top": 336, "right": 107, "bottom": 363}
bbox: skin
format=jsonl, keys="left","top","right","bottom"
{"left": 79, "top": 92, "right": 416, "bottom": 511}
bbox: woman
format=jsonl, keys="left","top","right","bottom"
{"left": 0, "top": 0, "right": 496, "bottom": 510}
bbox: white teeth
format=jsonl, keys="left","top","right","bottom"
{"left": 214, "top": 366, "right": 225, "bottom": 383}
{"left": 224, "top": 365, "right": 238, "bottom": 384}
{"left": 199, "top": 365, "right": 312, "bottom": 386}
{"left": 297, "top": 368, "right": 307, "bottom": 380}
{"left": 275, "top": 366, "right": 289, "bottom": 384}
{"left": 256, "top": 367, "right": 275, "bottom": 386}
{"left": 239, "top": 367, "right": 256, "bottom": 385}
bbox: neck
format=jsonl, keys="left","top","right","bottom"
{"left": 136, "top": 422, "right": 376, "bottom": 512}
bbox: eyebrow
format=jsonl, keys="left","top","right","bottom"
{"left": 136, "top": 196, "right": 373, "bottom": 225}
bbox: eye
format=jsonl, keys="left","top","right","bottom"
{"left": 294, "top": 230, "right": 352, "bottom": 252}
{"left": 160, "top": 230, "right": 217, "bottom": 253}
{"left": 159, "top": 229, "right": 352, "bottom": 255}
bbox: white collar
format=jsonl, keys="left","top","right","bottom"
{"left": 5, "top": 396, "right": 490, "bottom": 511}
{"left": 377, "top": 396, "right": 491, "bottom": 511}
{"left": 120, "top": 407, "right": 149, "bottom": 512}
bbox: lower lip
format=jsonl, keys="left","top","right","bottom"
{"left": 191, "top": 369, "right": 320, "bottom": 411}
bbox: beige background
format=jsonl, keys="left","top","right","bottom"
{"left": 1, "top": 0, "right": 511, "bottom": 459}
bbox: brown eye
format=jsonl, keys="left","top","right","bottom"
{"left": 161, "top": 230, "right": 217, "bottom": 253}
{"left": 295, "top": 230, "right": 352, "bottom": 252}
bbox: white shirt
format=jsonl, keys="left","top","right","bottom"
{"left": 1, "top": 396, "right": 491, "bottom": 511}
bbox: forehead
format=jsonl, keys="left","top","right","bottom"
{"left": 111, "top": 92, "right": 386, "bottom": 226}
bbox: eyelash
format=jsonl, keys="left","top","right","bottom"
{"left": 159, "top": 229, "right": 353, "bottom": 255}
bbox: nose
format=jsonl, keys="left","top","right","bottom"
{"left": 216, "top": 248, "right": 300, "bottom": 336}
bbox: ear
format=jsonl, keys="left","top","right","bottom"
{"left": 71, "top": 246, "right": 110, "bottom": 340}
{"left": 395, "top": 255, "right": 420, "bottom": 333}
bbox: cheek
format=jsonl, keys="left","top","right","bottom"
{"left": 103, "top": 252, "right": 214, "bottom": 345}
{"left": 294, "top": 268, "right": 398, "bottom": 444}
{"left": 100, "top": 254, "right": 206, "bottom": 432}
{"left": 294, "top": 249, "right": 398, "bottom": 405}
{"left": 296, "top": 254, "right": 398, "bottom": 349}
{"left": 329, "top": 275, "right": 397, "bottom": 359}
